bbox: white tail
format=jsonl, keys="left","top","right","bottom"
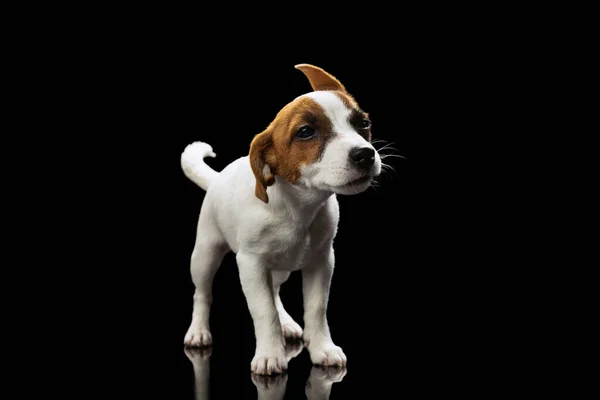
{"left": 181, "top": 141, "right": 219, "bottom": 190}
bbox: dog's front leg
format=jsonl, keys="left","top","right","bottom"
{"left": 302, "top": 246, "right": 347, "bottom": 367}
{"left": 237, "top": 252, "right": 287, "bottom": 375}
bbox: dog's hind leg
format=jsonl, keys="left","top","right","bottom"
{"left": 184, "top": 219, "right": 228, "bottom": 347}
{"left": 272, "top": 271, "right": 303, "bottom": 340}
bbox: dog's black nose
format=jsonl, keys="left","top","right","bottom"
{"left": 349, "top": 147, "right": 375, "bottom": 168}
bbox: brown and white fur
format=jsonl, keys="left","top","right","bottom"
{"left": 181, "top": 64, "right": 381, "bottom": 375}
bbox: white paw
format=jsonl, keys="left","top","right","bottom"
{"left": 284, "top": 340, "right": 304, "bottom": 361}
{"left": 281, "top": 319, "right": 303, "bottom": 340}
{"left": 307, "top": 342, "right": 347, "bottom": 367}
{"left": 251, "top": 349, "right": 288, "bottom": 375}
{"left": 184, "top": 326, "right": 213, "bottom": 347}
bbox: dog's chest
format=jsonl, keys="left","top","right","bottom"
{"left": 253, "top": 218, "right": 314, "bottom": 271}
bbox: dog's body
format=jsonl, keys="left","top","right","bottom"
{"left": 181, "top": 64, "right": 381, "bottom": 375}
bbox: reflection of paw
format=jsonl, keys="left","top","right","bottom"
{"left": 284, "top": 339, "right": 304, "bottom": 361}
{"left": 185, "top": 346, "right": 211, "bottom": 400}
{"left": 306, "top": 366, "right": 347, "bottom": 399}
{"left": 281, "top": 319, "right": 303, "bottom": 340}
{"left": 184, "top": 346, "right": 212, "bottom": 362}
{"left": 309, "top": 365, "right": 347, "bottom": 383}
{"left": 251, "top": 372, "right": 288, "bottom": 391}
{"left": 184, "top": 326, "right": 212, "bottom": 347}
{"left": 308, "top": 342, "right": 347, "bottom": 367}
{"left": 251, "top": 348, "right": 288, "bottom": 375}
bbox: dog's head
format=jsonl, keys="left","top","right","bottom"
{"left": 249, "top": 64, "right": 381, "bottom": 203}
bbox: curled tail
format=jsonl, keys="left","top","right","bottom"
{"left": 181, "top": 141, "right": 219, "bottom": 191}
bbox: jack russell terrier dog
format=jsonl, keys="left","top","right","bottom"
{"left": 181, "top": 64, "right": 382, "bottom": 375}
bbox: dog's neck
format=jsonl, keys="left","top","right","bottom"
{"left": 267, "top": 176, "right": 333, "bottom": 220}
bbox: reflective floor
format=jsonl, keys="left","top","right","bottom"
{"left": 122, "top": 265, "right": 469, "bottom": 399}
{"left": 124, "top": 227, "right": 477, "bottom": 398}
{"left": 184, "top": 341, "right": 348, "bottom": 400}
{"left": 114, "top": 277, "right": 477, "bottom": 399}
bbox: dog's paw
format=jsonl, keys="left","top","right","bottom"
{"left": 307, "top": 342, "right": 347, "bottom": 367}
{"left": 251, "top": 350, "right": 288, "bottom": 375}
{"left": 281, "top": 319, "right": 303, "bottom": 340}
{"left": 184, "top": 326, "right": 212, "bottom": 347}
{"left": 284, "top": 339, "right": 304, "bottom": 361}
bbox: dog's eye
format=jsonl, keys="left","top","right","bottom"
{"left": 295, "top": 126, "right": 316, "bottom": 139}
{"left": 360, "top": 118, "right": 371, "bottom": 129}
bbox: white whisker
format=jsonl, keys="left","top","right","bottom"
{"left": 371, "top": 139, "right": 387, "bottom": 144}
{"left": 369, "top": 138, "right": 406, "bottom": 192}
{"left": 376, "top": 142, "right": 398, "bottom": 153}
{"left": 381, "top": 161, "right": 396, "bottom": 170}
{"left": 381, "top": 154, "right": 407, "bottom": 160}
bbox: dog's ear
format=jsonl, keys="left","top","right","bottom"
{"left": 294, "top": 64, "right": 347, "bottom": 93}
{"left": 249, "top": 128, "right": 276, "bottom": 203}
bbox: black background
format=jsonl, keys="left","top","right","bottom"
{"left": 74, "top": 18, "right": 521, "bottom": 398}
{"left": 11, "top": 2, "right": 570, "bottom": 396}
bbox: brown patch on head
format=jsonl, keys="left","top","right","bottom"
{"left": 294, "top": 63, "right": 372, "bottom": 141}
{"left": 249, "top": 96, "right": 334, "bottom": 203}
{"left": 250, "top": 64, "right": 371, "bottom": 203}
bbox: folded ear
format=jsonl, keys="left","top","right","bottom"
{"left": 294, "top": 63, "right": 347, "bottom": 93}
{"left": 249, "top": 129, "right": 276, "bottom": 203}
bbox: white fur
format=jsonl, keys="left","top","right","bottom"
{"left": 182, "top": 91, "right": 380, "bottom": 375}
{"left": 181, "top": 142, "right": 217, "bottom": 190}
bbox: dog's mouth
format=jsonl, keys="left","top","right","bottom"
{"left": 342, "top": 175, "right": 372, "bottom": 187}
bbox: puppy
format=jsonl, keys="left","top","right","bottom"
{"left": 181, "top": 64, "right": 381, "bottom": 375}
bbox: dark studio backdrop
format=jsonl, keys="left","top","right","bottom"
{"left": 89, "top": 22, "right": 517, "bottom": 398}
{"left": 11, "top": 0, "right": 564, "bottom": 395}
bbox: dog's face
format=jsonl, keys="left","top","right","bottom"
{"left": 250, "top": 64, "right": 381, "bottom": 203}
